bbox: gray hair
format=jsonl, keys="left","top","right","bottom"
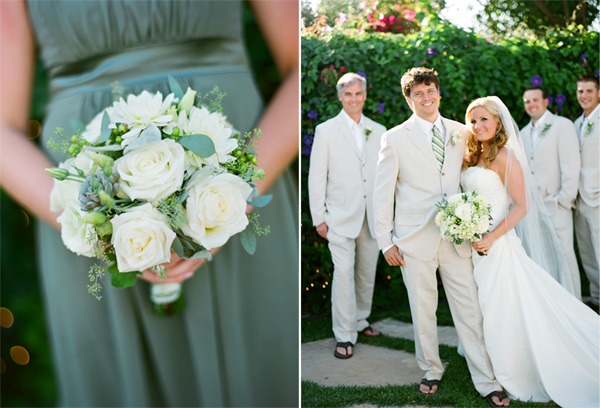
{"left": 336, "top": 73, "right": 367, "bottom": 94}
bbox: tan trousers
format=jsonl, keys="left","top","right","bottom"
{"left": 575, "top": 198, "right": 600, "bottom": 305}
{"left": 401, "top": 239, "right": 500, "bottom": 397}
{"left": 328, "top": 218, "right": 379, "bottom": 345}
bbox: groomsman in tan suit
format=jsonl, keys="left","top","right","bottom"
{"left": 520, "top": 86, "right": 581, "bottom": 299}
{"left": 374, "top": 67, "right": 506, "bottom": 405}
{"left": 308, "top": 73, "right": 386, "bottom": 359}
{"left": 574, "top": 74, "right": 600, "bottom": 312}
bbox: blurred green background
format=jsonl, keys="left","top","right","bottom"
{"left": 0, "top": 3, "right": 280, "bottom": 406}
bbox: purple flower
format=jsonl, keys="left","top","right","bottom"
{"left": 357, "top": 71, "right": 367, "bottom": 79}
{"left": 581, "top": 54, "right": 588, "bottom": 59}
{"left": 547, "top": 95, "right": 553, "bottom": 105}
{"left": 302, "top": 144, "right": 312, "bottom": 156}
{"left": 303, "top": 134, "right": 313, "bottom": 144}
{"left": 555, "top": 94, "right": 566, "bottom": 105}
{"left": 377, "top": 102, "right": 385, "bottom": 114}
{"left": 597, "top": 69, "right": 600, "bottom": 77}
{"left": 530, "top": 75, "right": 543, "bottom": 86}
{"left": 427, "top": 48, "right": 438, "bottom": 57}
{"left": 308, "top": 110, "right": 318, "bottom": 120}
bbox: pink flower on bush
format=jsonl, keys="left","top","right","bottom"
{"left": 402, "top": 9, "right": 416, "bottom": 21}
{"left": 340, "top": 67, "right": 347, "bottom": 73}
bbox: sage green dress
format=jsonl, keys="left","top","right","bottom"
{"left": 28, "top": 1, "right": 298, "bottom": 406}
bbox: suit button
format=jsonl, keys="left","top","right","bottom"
{"left": 363, "top": 195, "right": 367, "bottom": 198}
{"left": 444, "top": 193, "right": 447, "bottom": 197}
{"left": 363, "top": 179, "right": 367, "bottom": 182}
{"left": 441, "top": 172, "right": 445, "bottom": 176}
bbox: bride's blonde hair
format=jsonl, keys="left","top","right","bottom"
{"left": 464, "top": 98, "right": 509, "bottom": 169}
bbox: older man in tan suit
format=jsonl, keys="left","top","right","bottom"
{"left": 521, "top": 86, "right": 581, "bottom": 299}
{"left": 308, "top": 73, "right": 386, "bottom": 359}
{"left": 574, "top": 74, "right": 600, "bottom": 313}
{"left": 374, "top": 67, "right": 507, "bottom": 407}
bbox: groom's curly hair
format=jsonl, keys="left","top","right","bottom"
{"left": 401, "top": 67, "right": 440, "bottom": 97}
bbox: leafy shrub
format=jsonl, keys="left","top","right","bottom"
{"left": 301, "top": 22, "right": 599, "bottom": 315}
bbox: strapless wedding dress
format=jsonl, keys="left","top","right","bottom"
{"left": 461, "top": 166, "right": 599, "bottom": 408}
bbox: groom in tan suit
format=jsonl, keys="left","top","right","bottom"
{"left": 374, "top": 67, "right": 506, "bottom": 405}
{"left": 574, "top": 74, "right": 600, "bottom": 312}
{"left": 308, "top": 73, "right": 386, "bottom": 358}
{"left": 521, "top": 86, "right": 581, "bottom": 299}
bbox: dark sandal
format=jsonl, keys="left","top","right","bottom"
{"left": 417, "top": 378, "right": 440, "bottom": 395}
{"left": 333, "top": 341, "right": 353, "bottom": 359}
{"left": 485, "top": 390, "right": 509, "bottom": 407}
{"left": 360, "top": 325, "right": 380, "bottom": 336}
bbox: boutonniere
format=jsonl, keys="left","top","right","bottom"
{"left": 449, "top": 130, "right": 461, "bottom": 146}
{"left": 540, "top": 123, "right": 552, "bottom": 135}
{"left": 364, "top": 127, "right": 373, "bottom": 140}
{"left": 585, "top": 121, "right": 594, "bottom": 135}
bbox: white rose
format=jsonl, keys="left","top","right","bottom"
{"left": 454, "top": 203, "right": 473, "bottom": 221}
{"left": 115, "top": 139, "right": 185, "bottom": 203}
{"left": 448, "top": 193, "right": 463, "bottom": 205}
{"left": 50, "top": 151, "right": 100, "bottom": 211}
{"left": 57, "top": 206, "right": 97, "bottom": 257}
{"left": 110, "top": 203, "right": 176, "bottom": 272}
{"left": 477, "top": 216, "right": 490, "bottom": 233}
{"left": 81, "top": 107, "right": 114, "bottom": 145}
{"left": 181, "top": 167, "right": 252, "bottom": 249}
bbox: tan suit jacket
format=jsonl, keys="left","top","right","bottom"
{"left": 574, "top": 108, "right": 600, "bottom": 208}
{"left": 521, "top": 111, "right": 580, "bottom": 214}
{"left": 374, "top": 115, "right": 472, "bottom": 261}
{"left": 308, "top": 110, "right": 386, "bottom": 239}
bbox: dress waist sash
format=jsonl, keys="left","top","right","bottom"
{"left": 47, "top": 38, "right": 249, "bottom": 100}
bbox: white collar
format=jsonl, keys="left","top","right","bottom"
{"left": 531, "top": 110, "right": 550, "bottom": 128}
{"left": 582, "top": 104, "right": 600, "bottom": 122}
{"left": 341, "top": 109, "right": 363, "bottom": 129}
{"left": 414, "top": 113, "right": 444, "bottom": 137}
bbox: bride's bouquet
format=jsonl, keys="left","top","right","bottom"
{"left": 46, "top": 77, "right": 270, "bottom": 314}
{"left": 435, "top": 191, "right": 492, "bottom": 248}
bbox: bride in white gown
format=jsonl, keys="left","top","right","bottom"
{"left": 461, "top": 96, "right": 599, "bottom": 408}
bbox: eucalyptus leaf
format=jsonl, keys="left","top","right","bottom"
{"left": 108, "top": 263, "right": 139, "bottom": 288}
{"left": 186, "top": 249, "right": 212, "bottom": 260}
{"left": 168, "top": 75, "right": 184, "bottom": 100}
{"left": 248, "top": 194, "right": 272, "bottom": 208}
{"left": 240, "top": 228, "right": 256, "bottom": 255}
{"left": 246, "top": 146, "right": 257, "bottom": 155}
{"left": 179, "top": 134, "right": 216, "bottom": 158}
{"left": 172, "top": 237, "right": 184, "bottom": 258}
{"left": 100, "top": 111, "right": 111, "bottom": 143}
{"left": 124, "top": 125, "right": 162, "bottom": 153}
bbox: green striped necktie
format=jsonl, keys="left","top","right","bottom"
{"left": 431, "top": 125, "right": 444, "bottom": 170}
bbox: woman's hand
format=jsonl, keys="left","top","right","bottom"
{"left": 472, "top": 232, "right": 496, "bottom": 255}
{"left": 139, "top": 248, "right": 219, "bottom": 284}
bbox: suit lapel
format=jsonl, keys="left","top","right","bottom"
{"left": 531, "top": 112, "right": 554, "bottom": 153}
{"left": 580, "top": 109, "right": 599, "bottom": 147}
{"left": 334, "top": 112, "right": 362, "bottom": 160}
{"left": 406, "top": 116, "right": 440, "bottom": 169}
{"left": 441, "top": 119, "right": 463, "bottom": 171}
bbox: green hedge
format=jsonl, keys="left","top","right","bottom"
{"left": 301, "top": 23, "right": 599, "bottom": 315}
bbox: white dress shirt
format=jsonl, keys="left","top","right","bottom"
{"left": 530, "top": 110, "right": 550, "bottom": 146}
{"left": 341, "top": 109, "right": 365, "bottom": 157}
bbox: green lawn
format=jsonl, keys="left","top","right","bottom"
{"left": 301, "top": 303, "right": 559, "bottom": 408}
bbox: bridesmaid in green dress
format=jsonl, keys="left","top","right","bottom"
{"left": 0, "top": 1, "right": 299, "bottom": 406}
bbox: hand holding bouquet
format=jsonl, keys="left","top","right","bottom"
{"left": 46, "top": 78, "right": 270, "bottom": 312}
{"left": 435, "top": 191, "right": 492, "bottom": 255}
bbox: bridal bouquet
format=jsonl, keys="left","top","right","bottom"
{"left": 46, "top": 77, "right": 270, "bottom": 313}
{"left": 435, "top": 191, "right": 492, "bottom": 246}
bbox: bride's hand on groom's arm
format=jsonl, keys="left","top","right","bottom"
{"left": 139, "top": 248, "right": 220, "bottom": 284}
{"left": 384, "top": 246, "right": 406, "bottom": 267}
